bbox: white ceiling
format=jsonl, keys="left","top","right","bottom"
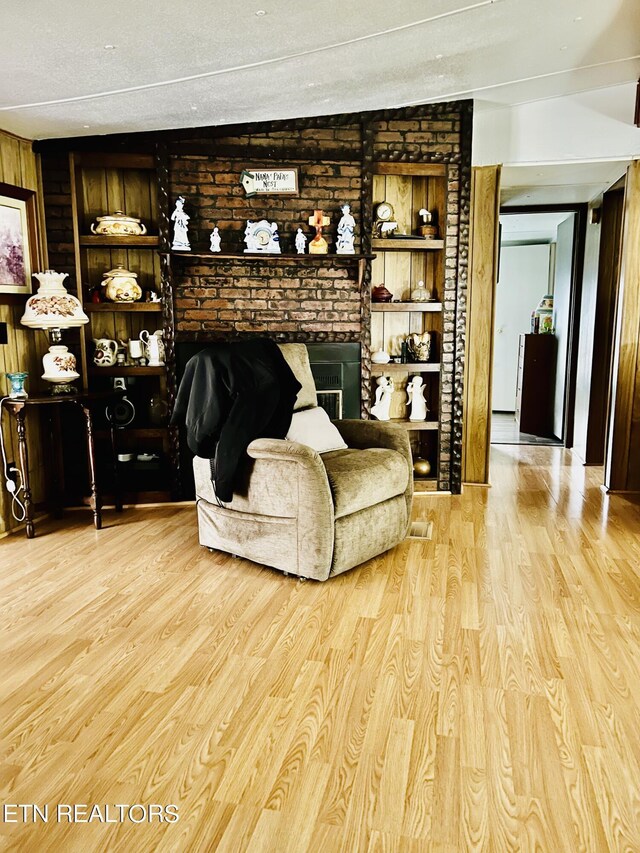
{"left": 0, "top": 0, "right": 638, "bottom": 142}
{"left": 501, "top": 160, "right": 630, "bottom": 205}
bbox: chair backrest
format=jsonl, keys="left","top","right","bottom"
{"left": 278, "top": 344, "right": 318, "bottom": 411}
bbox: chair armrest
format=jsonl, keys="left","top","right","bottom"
{"left": 333, "top": 419, "right": 410, "bottom": 457}
{"left": 247, "top": 437, "right": 321, "bottom": 465}
{"left": 333, "top": 420, "right": 414, "bottom": 529}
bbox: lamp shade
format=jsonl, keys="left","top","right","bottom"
{"left": 21, "top": 270, "right": 88, "bottom": 330}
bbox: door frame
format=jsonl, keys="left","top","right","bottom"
{"left": 498, "top": 203, "right": 587, "bottom": 447}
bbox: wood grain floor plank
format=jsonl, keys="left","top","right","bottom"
{"left": 1, "top": 447, "right": 640, "bottom": 851}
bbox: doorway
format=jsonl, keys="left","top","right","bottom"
{"left": 490, "top": 205, "right": 586, "bottom": 447}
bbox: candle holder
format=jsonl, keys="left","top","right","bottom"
{"left": 5, "top": 372, "right": 29, "bottom": 399}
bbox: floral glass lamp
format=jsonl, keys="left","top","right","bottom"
{"left": 20, "top": 270, "right": 88, "bottom": 394}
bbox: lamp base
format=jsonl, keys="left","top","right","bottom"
{"left": 43, "top": 380, "right": 78, "bottom": 396}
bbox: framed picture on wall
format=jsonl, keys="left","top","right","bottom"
{"left": 0, "top": 182, "right": 39, "bottom": 295}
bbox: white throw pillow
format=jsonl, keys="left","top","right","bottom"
{"left": 286, "top": 407, "right": 347, "bottom": 454}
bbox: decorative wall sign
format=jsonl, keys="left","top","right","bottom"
{"left": 240, "top": 168, "right": 299, "bottom": 198}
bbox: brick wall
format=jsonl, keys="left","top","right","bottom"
{"left": 170, "top": 126, "right": 362, "bottom": 338}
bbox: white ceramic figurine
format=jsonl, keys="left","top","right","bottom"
{"left": 371, "top": 376, "right": 393, "bottom": 421}
{"left": 209, "top": 226, "right": 221, "bottom": 252}
{"left": 407, "top": 376, "right": 428, "bottom": 421}
{"left": 336, "top": 203, "right": 356, "bottom": 254}
{"left": 171, "top": 196, "right": 190, "bottom": 251}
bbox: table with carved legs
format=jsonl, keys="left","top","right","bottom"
{"left": 4, "top": 391, "right": 123, "bottom": 538}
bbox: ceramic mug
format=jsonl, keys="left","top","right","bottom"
{"left": 128, "top": 339, "right": 144, "bottom": 361}
{"left": 93, "top": 338, "right": 118, "bottom": 366}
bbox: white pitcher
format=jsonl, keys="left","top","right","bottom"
{"left": 93, "top": 338, "right": 118, "bottom": 366}
{"left": 140, "top": 329, "right": 164, "bottom": 366}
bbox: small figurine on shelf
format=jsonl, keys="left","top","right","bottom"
{"left": 407, "top": 376, "right": 428, "bottom": 421}
{"left": 418, "top": 208, "right": 438, "bottom": 239}
{"left": 209, "top": 226, "right": 221, "bottom": 252}
{"left": 269, "top": 222, "right": 281, "bottom": 254}
{"left": 171, "top": 196, "right": 191, "bottom": 251}
{"left": 336, "top": 203, "right": 356, "bottom": 254}
{"left": 371, "top": 376, "right": 393, "bottom": 421}
{"left": 295, "top": 227, "right": 307, "bottom": 254}
{"left": 145, "top": 289, "right": 161, "bottom": 303}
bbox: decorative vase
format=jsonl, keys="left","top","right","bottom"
{"left": 6, "top": 372, "right": 28, "bottom": 399}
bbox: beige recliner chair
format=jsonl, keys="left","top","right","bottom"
{"left": 193, "top": 343, "right": 413, "bottom": 580}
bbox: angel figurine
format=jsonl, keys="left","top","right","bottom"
{"left": 407, "top": 376, "right": 427, "bottom": 421}
{"left": 171, "top": 196, "right": 190, "bottom": 251}
{"left": 209, "top": 226, "right": 221, "bottom": 252}
{"left": 371, "top": 376, "right": 393, "bottom": 421}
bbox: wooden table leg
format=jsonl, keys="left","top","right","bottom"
{"left": 81, "top": 404, "right": 102, "bottom": 530}
{"left": 110, "top": 425, "right": 123, "bottom": 513}
{"left": 15, "top": 409, "right": 35, "bottom": 539}
{"left": 49, "top": 407, "right": 64, "bottom": 518}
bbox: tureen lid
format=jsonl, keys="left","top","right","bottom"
{"left": 95, "top": 210, "right": 141, "bottom": 224}
{"left": 102, "top": 265, "right": 138, "bottom": 278}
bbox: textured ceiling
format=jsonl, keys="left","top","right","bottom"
{"left": 0, "top": 0, "right": 638, "bottom": 140}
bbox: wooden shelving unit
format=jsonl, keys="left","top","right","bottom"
{"left": 370, "top": 162, "right": 447, "bottom": 486}
{"left": 371, "top": 362, "right": 440, "bottom": 375}
{"left": 371, "top": 238, "right": 443, "bottom": 251}
{"left": 84, "top": 302, "right": 162, "bottom": 313}
{"left": 69, "top": 151, "right": 174, "bottom": 503}
{"left": 372, "top": 302, "right": 442, "bottom": 312}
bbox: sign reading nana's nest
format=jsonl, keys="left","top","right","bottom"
{"left": 240, "top": 168, "right": 299, "bottom": 198}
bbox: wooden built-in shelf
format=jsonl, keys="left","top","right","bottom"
{"left": 168, "top": 251, "right": 376, "bottom": 261}
{"left": 89, "top": 366, "right": 165, "bottom": 377}
{"left": 80, "top": 235, "right": 160, "bottom": 248}
{"left": 372, "top": 302, "right": 442, "bottom": 312}
{"left": 96, "top": 427, "right": 168, "bottom": 439}
{"left": 372, "top": 238, "right": 443, "bottom": 251}
{"left": 371, "top": 362, "right": 440, "bottom": 375}
{"left": 414, "top": 478, "right": 438, "bottom": 493}
{"left": 84, "top": 302, "right": 162, "bottom": 312}
{"left": 391, "top": 419, "right": 439, "bottom": 431}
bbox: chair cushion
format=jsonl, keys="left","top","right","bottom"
{"left": 321, "top": 447, "right": 410, "bottom": 519}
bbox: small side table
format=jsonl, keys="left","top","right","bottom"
{"left": 4, "top": 391, "right": 123, "bottom": 539}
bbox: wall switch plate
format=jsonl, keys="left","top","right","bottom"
{"left": 0, "top": 322, "right": 7, "bottom": 344}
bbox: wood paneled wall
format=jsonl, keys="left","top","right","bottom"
{"left": 463, "top": 165, "right": 501, "bottom": 484}
{"left": 605, "top": 160, "right": 640, "bottom": 492}
{"left": 0, "top": 129, "right": 48, "bottom": 534}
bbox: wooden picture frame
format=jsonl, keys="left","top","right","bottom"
{"left": 0, "top": 182, "right": 39, "bottom": 295}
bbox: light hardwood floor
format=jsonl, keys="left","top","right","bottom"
{"left": 1, "top": 445, "right": 640, "bottom": 852}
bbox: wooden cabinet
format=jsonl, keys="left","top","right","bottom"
{"left": 69, "top": 152, "right": 175, "bottom": 502}
{"left": 515, "top": 334, "right": 557, "bottom": 437}
{"left": 370, "top": 163, "right": 447, "bottom": 490}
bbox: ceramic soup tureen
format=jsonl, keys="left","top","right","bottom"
{"left": 101, "top": 265, "right": 142, "bottom": 302}
{"left": 91, "top": 210, "right": 147, "bottom": 237}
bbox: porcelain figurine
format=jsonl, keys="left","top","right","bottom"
{"left": 101, "top": 266, "right": 142, "bottom": 302}
{"left": 371, "top": 376, "right": 393, "bottom": 421}
{"left": 244, "top": 220, "right": 281, "bottom": 253}
{"left": 295, "top": 228, "right": 307, "bottom": 254}
{"left": 91, "top": 210, "right": 147, "bottom": 237}
{"left": 336, "top": 203, "right": 356, "bottom": 254}
{"left": 93, "top": 338, "right": 118, "bottom": 367}
{"left": 171, "top": 196, "right": 191, "bottom": 251}
{"left": 407, "top": 376, "right": 428, "bottom": 421}
{"left": 209, "top": 226, "right": 221, "bottom": 252}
